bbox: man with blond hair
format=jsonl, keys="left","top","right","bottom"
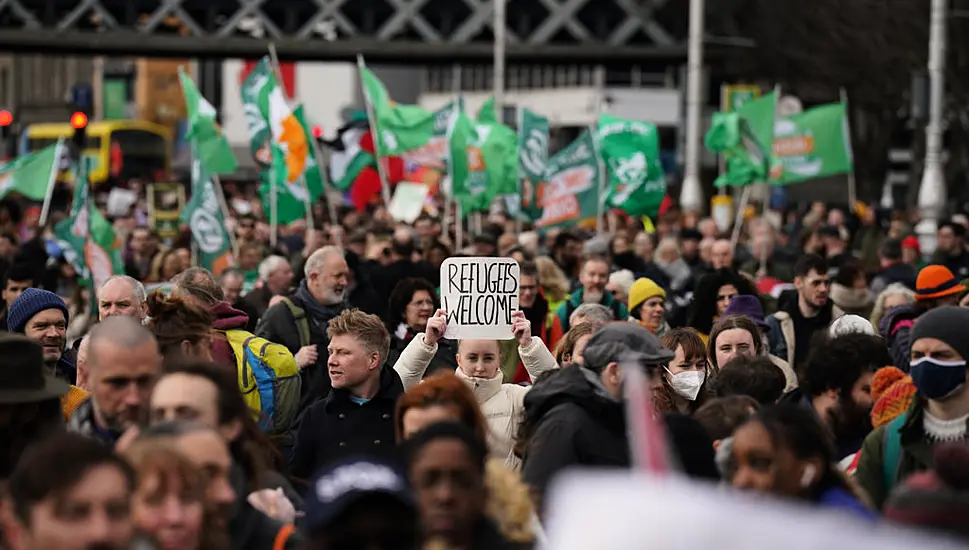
{"left": 287, "top": 309, "right": 401, "bottom": 479}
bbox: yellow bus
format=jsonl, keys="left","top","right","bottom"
{"left": 20, "top": 120, "right": 172, "bottom": 185}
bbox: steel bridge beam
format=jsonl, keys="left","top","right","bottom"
{"left": 0, "top": 29, "right": 688, "bottom": 63}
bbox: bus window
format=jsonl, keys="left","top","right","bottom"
{"left": 110, "top": 129, "right": 168, "bottom": 180}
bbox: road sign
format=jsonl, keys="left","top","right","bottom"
{"left": 71, "top": 83, "right": 93, "bottom": 109}
{"left": 721, "top": 85, "right": 761, "bottom": 113}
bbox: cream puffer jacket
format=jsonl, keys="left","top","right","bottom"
{"left": 393, "top": 335, "right": 558, "bottom": 469}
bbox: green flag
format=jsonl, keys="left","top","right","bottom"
{"left": 401, "top": 101, "right": 460, "bottom": 171}
{"left": 182, "top": 154, "right": 234, "bottom": 275}
{"left": 240, "top": 57, "right": 274, "bottom": 168}
{"left": 254, "top": 70, "right": 322, "bottom": 225}
{"left": 771, "top": 102, "right": 853, "bottom": 185}
{"left": 704, "top": 91, "right": 777, "bottom": 188}
{"left": 518, "top": 107, "right": 549, "bottom": 222}
{"left": 0, "top": 142, "right": 62, "bottom": 202}
{"left": 534, "top": 130, "right": 601, "bottom": 230}
{"left": 448, "top": 112, "right": 518, "bottom": 214}
{"left": 178, "top": 67, "right": 238, "bottom": 175}
{"left": 53, "top": 158, "right": 123, "bottom": 289}
{"left": 477, "top": 97, "right": 498, "bottom": 124}
{"left": 596, "top": 113, "right": 666, "bottom": 217}
{"left": 360, "top": 66, "right": 438, "bottom": 158}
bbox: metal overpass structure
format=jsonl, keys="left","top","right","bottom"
{"left": 0, "top": 0, "right": 694, "bottom": 63}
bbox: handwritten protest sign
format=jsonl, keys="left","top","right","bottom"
{"left": 440, "top": 257, "right": 520, "bottom": 340}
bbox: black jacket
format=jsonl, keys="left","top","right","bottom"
{"left": 256, "top": 293, "right": 346, "bottom": 409}
{"left": 287, "top": 367, "right": 404, "bottom": 482}
{"left": 520, "top": 367, "right": 628, "bottom": 511}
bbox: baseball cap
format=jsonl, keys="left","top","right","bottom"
{"left": 303, "top": 458, "right": 415, "bottom": 535}
{"left": 582, "top": 323, "right": 675, "bottom": 371}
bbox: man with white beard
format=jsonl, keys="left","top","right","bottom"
{"left": 257, "top": 246, "right": 350, "bottom": 408}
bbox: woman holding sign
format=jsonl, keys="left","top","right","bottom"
{"left": 393, "top": 310, "right": 558, "bottom": 469}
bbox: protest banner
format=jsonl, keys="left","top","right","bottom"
{"left": 439, "top": 257, "right": 520, "bottom": 340}
{"left": 388, "top": 182, "right": 430, "bottom": 223}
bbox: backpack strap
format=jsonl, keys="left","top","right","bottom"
{"left": 272, "top": 524, "right": 295, "bottom": 550}
{"left": 279, "top": 297, "right": 311, "bottom": 349}
{"left": 881, "top": 411, "right": 908, "bottom": 492}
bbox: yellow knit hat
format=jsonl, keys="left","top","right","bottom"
{"left": 628, "top": 278, "right": 666, "bottom": 312}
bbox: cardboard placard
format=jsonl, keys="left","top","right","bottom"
{"left": 440, "top": 257, "right": 520, "bottom": 340}
{"left": 388, "top": 182, "right": 430, "bottom": 224}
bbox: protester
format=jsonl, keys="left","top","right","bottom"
{"left": 627, "top": 277, "right": 668, "bottom": 336}
{"left": 520, "top": 323, "right": 673, "bottom": 512}
{"left": 288, "top": 309, "right": 401, "bottom": 480}
{"left": 655, "top": 328, "right": 710, "bottom": 414}
{"left": 720, "top": 294, "right": 797, "bottom": 391}
{"left": 7, "top": 288, "right": 76, "bottom": 384}
{"left": 245, "top": 255, "right": 294, "bottom": 323}
{"left": 883, "top": 443, "right": 969, "bottom": 540}
{"left": 549, "top": 256, "right": 628, "bottom": 346}
{"left": 68, "top": 316, "right": 161, "bottom": 444}
{"left": 257, "top": 246, "right": 349, "bottom": 407}
{"left": 384, "top": 278, "right": 456, "bottom": 377}
{"left": 729, "top": 405, "right": 876, "bottom": 520}
{"left": 146, "top": 292, "right": 214, "bottom": 362}
{"left": 97, "top": 275, "right": 148, "bottom": 322}
{"left": 550, "top": 322, "right": 597, "bottom": 366}
{"left": 714, "top": 355, "right": 786, "bottom": 406}
{"left": 4, "top": 432, "right": 137, "bottom": 550}
{"left": 0, "top": 263, "right": 35, "bottom": 331}
{"left": 394, "top": 310, "right": 557, "bottom": 467}
{"left": 300, "top": 458, "right": 421, "bottom": 550}
{"left": 856, "top": 306, "right": 969, "bottom": 509}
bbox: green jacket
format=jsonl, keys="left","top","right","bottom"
{"left": 854, "top": 397, "right": 945, "bottom": 510}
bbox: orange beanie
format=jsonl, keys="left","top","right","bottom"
{"left": 870, "top": 366, "right": 917, "bottom": 429}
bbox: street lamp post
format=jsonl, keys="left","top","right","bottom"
{"left": 679, "top": 0, "right": 705, "bottom": 213}
{"left": 917, "top": 0, "right": 948, "bottom": 255}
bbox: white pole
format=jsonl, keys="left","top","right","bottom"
{"left": 493, "top": 0, "right": 506, "bottom": 122}
{"left": 679, "top": 0, "right": 705, "bottom": 213}
{"left": 210, "top": 174, "right": 239, "bottom": 256}
{"left": 38, "top": 138, "right": 65, "bottom": 228}
{"left": 918, "top": 0, "right": 947, "bottom": 255}
{"left": 357, "top": 55, "right": 392, "bottom": 205}
{"left": 446, "top": 63, "right": 461, "bottom": 247}
{"left": 729, "top": 185, "right": 751, "bottom": 251}
{"left": 456, "top": 202, "right": 464, "bottom": 251}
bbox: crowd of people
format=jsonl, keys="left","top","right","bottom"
{"left": 0, "top": 195, "right": 968, "bottom": 550}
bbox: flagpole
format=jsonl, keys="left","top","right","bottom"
{"left": 588, "top": 125, "right": 606, "bottom": 234}
{"left": 356, "top": 54, "right": 392, "bottom": 205}
{"left": 515, "top": 104, "right": 524, "bottom": 235}
{"left": 210, "top": 174, "right": 239, "bottom": 256}
{"left": 758, "top": 84, "right": 781, "bottom": 275}
{"left": 270, "top": 169, "right": 279, "bottom": 248}
{"left": 840, "top": 87, "right": 857, "bottom": 209}
{"left": 309, "top": 138, "right": 340, "bottom": 246}
{"left": 446, "top": 63, "right": 461, "bottom": 249}
{"left": 268, "top": 43, "right": 321, "bottom": 235}
{"left": 730, "top": 185, "right": 751, "bottom": 252}
{"left": 38, "top": 138, "right": 64, "bottom": 228}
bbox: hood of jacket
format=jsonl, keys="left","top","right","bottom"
{"left": 210, "top": 301, "right": 250, "bottom": 331}
{"left": 522, "top": 366, "right": 624, "bottom": 430}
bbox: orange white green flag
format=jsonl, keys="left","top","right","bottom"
{"left": 251, "top": 61, "right": 324, "bottom": 224}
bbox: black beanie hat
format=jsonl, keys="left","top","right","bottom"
{"left": 910, "top": 306, "right": 969, "bottom": 360}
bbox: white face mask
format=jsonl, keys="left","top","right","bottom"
{"left": 666, "top": 369, "right": 705, "bottom": 401}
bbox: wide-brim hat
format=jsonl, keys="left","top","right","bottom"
{"left": 0, "top": 334, "right": 70, "bottom": 404}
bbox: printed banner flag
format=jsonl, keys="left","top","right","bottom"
{"left": 448, "top": 112, "right": 519, "bottom": 215}
{"left": 596, "top": 113, "right": 666, "bottom": 217}
{"left": 178, "top": 67, "right": 238, "bottom": 175}
{"left": 239, "top": 57, "right": 274, "bottom": 168}
{"left": 518, "top": 108, "right": 549, "bottom": 222}
{"left": 0, "top": 142, "right": 62, "bottom": 202}
{"left": 182, "top": 154, "right": 234, "bottom": 275}
{"left": 53, "top": 158, "right": 123, "bottom": 289}
{"left": 535, "top": 130, "right": 601, "bottom": 230}
{"left": 770, "top": 102, "right": 853, "bottom": 186}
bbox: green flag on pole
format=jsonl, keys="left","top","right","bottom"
{"left": 596, "top": 113, "right": 667, "bottom": 217}
{"left": 448, "top": 111, "right": 518, "bottom": 214}
{"left": 178, "top": 67, "right": 238, "bottom": 175}
{"left": 0, "top": 142, "right": 62, "bottom": 202}
{"left": 53, "top": 158, "right": 124, "bottom": 290}
{"left": 704, "top": 91, "right": 777, "bottom": 188}
{"left": 182, "top": 154, "right": 234, "bottom": 275}
{"left": 534, "top": 130, "right": 601, "bottom": 230}
{"left": 240, "top": 57, "right": 274, "bottom": 168}
{"left": 359, "top": 66, "right": 438, "bottom": 158}
{"left": 518, "top": 107, "right": 550, "bottom": 222}
{"left": 770, "top": 101, "right": 853, "bottom": 185}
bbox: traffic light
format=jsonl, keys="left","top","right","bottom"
{"left": 0, "top": 109, "right": 11, "bottom": 141}
{"left": 311, "top": 125, "right": 323, "bottom": 139}
{"left": 70, "top": 111, "right": 88, "bottom": 151}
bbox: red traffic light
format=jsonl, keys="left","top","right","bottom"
{"left": 311, "top": 125, "right": 323, "bottom": 139}
{"left": 0, "top": 110, "right": 11, "bottom": 127}
{"left": 70, "top": 112, "right": 88, "bottom": 129}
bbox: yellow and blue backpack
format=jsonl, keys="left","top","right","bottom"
{"left": 219, "top": 329, "right": 301, "bottom": 435}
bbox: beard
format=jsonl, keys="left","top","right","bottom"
{"left": 583, "top": 289, "right": 603, "bottom": 304}
{"left": 827, "top": 396, "right": 873, "bottom": 448}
